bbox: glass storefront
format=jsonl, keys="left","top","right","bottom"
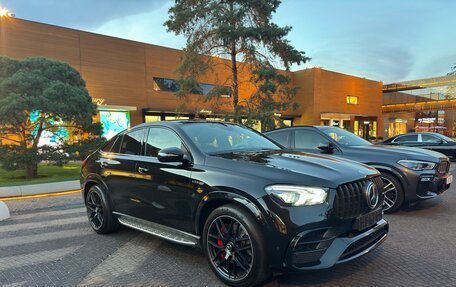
{"left": 383, "top": 75, "right": 456, "bottom": 138}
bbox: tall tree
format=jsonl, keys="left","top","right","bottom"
{"left": 165, "top": 0, "right": 309, "bottom": 124}
{"left": 0, "top": 56, "right": 103, "bottom": 178}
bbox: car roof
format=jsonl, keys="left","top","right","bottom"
{"left": 134, "top": 120, "right": 241, "bottom": 129}
{"left": 265, "top": 125, "right": 335, "bottom": 133}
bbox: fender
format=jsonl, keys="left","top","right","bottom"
{"left": 368, "top": 164, "right": 408, "bottom": 189}
{"left": 82, "top": 173, "right": 110, "bottom": 203}
{"left": 194, "top": 190, "right": 269, "bottom": 237}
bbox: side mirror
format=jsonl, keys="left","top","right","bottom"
{"left": 438, "top": 138, "right": 445, "bottom": 144}
{"left": 317, "top": 142, "right": 335, "bottom": 154}
{"left": 158, "top": 147, "right": 184, "bottom": 163}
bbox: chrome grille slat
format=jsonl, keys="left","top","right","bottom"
{"left": 333, "top": 177, "right": 383, "bottom": 219}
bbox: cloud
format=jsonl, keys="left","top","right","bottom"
{"left": 3, "top": 0, "right": 169, "bottom": 29}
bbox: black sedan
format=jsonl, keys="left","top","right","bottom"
{"left": 265, "top": 126, "right": 452, "bottom": 213}
{"left": 81, "top": 121, "right": 388, "bottom": 287}
{"left": 381, "top": 132, "right": 456, "bottom": 160}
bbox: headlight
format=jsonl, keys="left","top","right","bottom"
{"left": 265, "top": 185, "right": 328, "bottom": 206}
{"left": 397, "top": 160, "right": 436, "bottom": 171}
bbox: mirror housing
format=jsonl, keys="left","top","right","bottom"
{"left": 158, "top": 147, "right": 184, "bottom": 163}
{"left": 317, "top": 142, "right": 335, "bottom": 154}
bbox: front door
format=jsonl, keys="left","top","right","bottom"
{"left": 132, "top": 127, "right": 195, "bottom": 233}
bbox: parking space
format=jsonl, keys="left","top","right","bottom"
{"left": 1, "top": 171, "right": 455, "bottom": 286}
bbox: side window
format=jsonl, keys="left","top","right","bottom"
{"left": 268, "top": 131, "right": 290, "bottom": 147}
{"left": 145, "top": 127, "right": 183, "bottom": 157}
{"left": 421, "top": 134, "right": 442, "bottom": 143}
{"left": 294, "top": 130, "right": 328, "bottom": 149}
{"left": 101, "top": 136, "right": 118, "bottom": 153}
{"left": 394, "top": 135, "right": 418, "bottom": 143}
{"left": 119, "top": 129, "right": 144, "bottom": 155}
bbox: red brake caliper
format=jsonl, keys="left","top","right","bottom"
{"left": 217, "top": 225, "right": 227, "bottom": 259}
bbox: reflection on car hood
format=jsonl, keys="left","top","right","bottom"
{"left": 210, "top": 150, "right": 379, "bottom": 188}
{"left": 362, "top": 144, "right": 448, "bottom": 160}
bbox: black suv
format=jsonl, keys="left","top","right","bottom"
{"left": 265, "top": 126, "right": 452, "bottom": 213}
{"left": 81, "top": 121, "right": 388, "bottom": 286}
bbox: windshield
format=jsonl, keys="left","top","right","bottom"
{"left": 180, "top": 122, "right": 281, "bottom": 154}
{"left": 319, "top": 127, "right": 372, "bottom": 146}
{"left": 437, "top": 134, "right": 454, "bottom": 142}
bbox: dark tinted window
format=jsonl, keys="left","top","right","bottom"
{"left": 153, "top": 77, "right": 231, "bottom": 97}
{"left": 145, "top": 128, "right": 183, "bottom": 157}
{"left": 119, "top": 129, "right": 143, "bottom": 155}
{"left": 421, "top": 134, "right": 442, "bottom": 143}
{"left": 268, "top": 131, "right": 290, "bottom": 147}
{"left": 101, "top": 136, "right": 118, "bottom": 153}
{"left": 180, "top": 123, "right": 280, "bottom": 154}
{"left": 394, "top": 135, "right": 418, "bottom": 142}
{"left": 294, "top": 130, "right": 328, "bottom": 149}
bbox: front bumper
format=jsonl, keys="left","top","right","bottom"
{"left": 285, "top": 219, "right": 389, "bottom": 270}
{"left": 416, "top": 173, "right": 451, "bottom": 199}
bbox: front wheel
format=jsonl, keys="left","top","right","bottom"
{"left": 203, "top": 204, "right": 271, "bottom": 287}
{"left": 381, "top": 173, "right": 404, "bottom": 214}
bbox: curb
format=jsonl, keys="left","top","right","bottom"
{"left": 0, "top": 180, "right": 80, "bottom": 198}
{"left": 0, "top": 201, "right": 10, "bottom": 221}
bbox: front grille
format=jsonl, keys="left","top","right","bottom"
{"left": 437, "top": 161, "right": 450, "bottom": 175}
{"left": 339, "top": 227, "right": 387, "bottom": 261}
{"left": 333, "top": 176, "right": 384, "bottom": 219}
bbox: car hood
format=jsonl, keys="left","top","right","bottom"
{"left": 355, "top": 144, "right": 448, "bottom": 161}
{"left": 208, "top": 150, "right": 379, "bottom": 189}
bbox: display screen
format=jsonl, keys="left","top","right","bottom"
{"left": 30, "top": 111, "right": 69, "bottom": 147}
{"left": 100, "top": 111, "right": 130, "bottom": 140}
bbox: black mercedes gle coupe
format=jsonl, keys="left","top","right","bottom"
{"left": 81, "top": 121, "right": 388, "bottom": 286}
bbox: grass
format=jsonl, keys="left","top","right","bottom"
{"left": 0, "top": 162, "right": 81, "bottom": 187}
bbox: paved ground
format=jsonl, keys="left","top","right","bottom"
{"left": 1, "top": 173, "right": 456, "bottom": 286}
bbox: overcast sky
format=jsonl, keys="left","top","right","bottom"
{"left": 1, "top": 0, "right": 455, "bottom": 83}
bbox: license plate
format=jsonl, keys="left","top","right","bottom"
{"left": 447, "top": 175, "right": 453, "bottom": 185}
{"left": 353, "top": 209, "right": 382, "bottom": 231}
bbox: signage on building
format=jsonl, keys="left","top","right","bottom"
{"left": 92, "top": 98, "right": 106, "bottom": 105}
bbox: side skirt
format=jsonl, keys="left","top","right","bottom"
{"left": 113, "top": 212, "right": 200, "bottom": 247}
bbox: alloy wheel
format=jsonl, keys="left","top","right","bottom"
{"left": 206, "top": 215, "right": 254, "bottom": 282}
{"left": 381, "top": 176, "right": 398, "bottom": 212}
{"left": 86, "top": 190, "right": 104, "bottom": 230}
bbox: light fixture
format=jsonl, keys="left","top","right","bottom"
{"left": 0, "top": 7, "right": 14, "bottom": 17}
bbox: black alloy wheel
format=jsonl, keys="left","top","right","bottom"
{"left": 207, "top": 215, "right": 254, "bottom": 282}
{"left": 86, "top": 189, "right": 104, "bottom": 230}
{"left": 203, "top": 205, "right": 271, "bottom": 287}
{"left": 85, "top": 185, "right": 119, "bottom": 234}
{"left": 381, "top": 173, "right": 404, "bottom": 213}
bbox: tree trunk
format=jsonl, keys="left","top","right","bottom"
{"left": 231, "top": 43, "right": 240, "bottom": 123}
{"left": 26, "top": 163, "right": 38, "bottom": 179}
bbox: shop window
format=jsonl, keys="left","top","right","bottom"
{"left": 153, "top": 77, "right": 231, "bottom": 97}
{"left": 145, "top": 115, "right": 161, "bottom": 123}
{"left": 346, "top": 95, "right": 359, "bottom": 105}
{"left": 283, "top": 119, "right": 293, "bottom": 127}
{"left": 100, "top": 111, "right": 130, "bottom": 140}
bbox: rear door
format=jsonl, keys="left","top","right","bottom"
{"left": 99, "top": 128, "right": 145, "bottom": 215}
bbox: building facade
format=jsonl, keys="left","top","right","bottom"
{"left": 0, "top": 17, "right": 383, "bottom": 139}
{"left": 383, "top": 75, "right": 456, "bottom": 138}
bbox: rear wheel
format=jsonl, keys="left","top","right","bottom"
{"left": 381, "top": 173, "right": 404, "bottom": 214}
{"left": 203, "top": 205, "right": 270, "bottom": 287}
{"left": 85, "top": 185, "right": 119, "bottom": 234}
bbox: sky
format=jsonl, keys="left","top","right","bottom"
{"left": 1, "top": 0, "right": 455, "bottom": 83}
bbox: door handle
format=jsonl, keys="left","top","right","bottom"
{"left": 138, "top": 166, "right": 149, "bottom": 173}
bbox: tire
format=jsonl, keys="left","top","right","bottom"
{"left": 381, "top": 172, "right": 404, "bottom": 214}
{"left": 85, "top": 185, "right": 119, "bottom": 234}
{"left": 202, "top": 204, "right": 271, "bottom": 287}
